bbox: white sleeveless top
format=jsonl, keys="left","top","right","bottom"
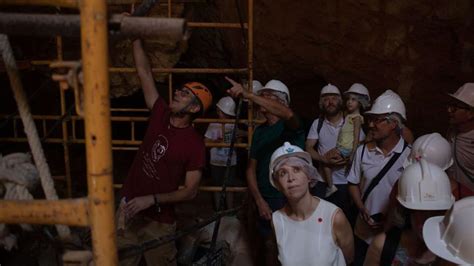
{"left": 272, "top": 198, "right": 346, "bottom": 266}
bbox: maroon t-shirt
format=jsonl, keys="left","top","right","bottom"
{"left": 121, "top": 97, "right": 206, "bottom": 224}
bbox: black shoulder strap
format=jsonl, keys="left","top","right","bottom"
{"left": 317, "top": 117, "right": 324, "bottom": 135}
{"left": 361, "top": 141, "right": 408, "bottom": 203}
{"left": 360, "top": 143, "right": 366, "bottom": 162}
{"left": 380, "top": 227, "right": 402, "bottom": 266}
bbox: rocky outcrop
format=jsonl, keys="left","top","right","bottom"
{"left": 185, "top": 0, "right": 474, "bottom": 134}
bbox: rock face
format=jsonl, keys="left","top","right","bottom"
{"left": 183, "top": 0, "right": 474, "bottom": 135}
{"left": 3, "top": 1, "right": 473, "bottom": 135}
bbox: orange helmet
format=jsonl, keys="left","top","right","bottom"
{"left": 184, "top": 82, "right": 213, "bottom": 114}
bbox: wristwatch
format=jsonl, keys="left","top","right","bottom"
{"left": 153, "top": 194, "right": 161, "bottom": 213}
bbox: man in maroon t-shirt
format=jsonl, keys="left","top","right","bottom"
{"left": 117, "top": 38, "right": 212, "bottom": 266}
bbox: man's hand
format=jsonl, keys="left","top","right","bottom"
{"left": 123, "top": 195, "right": 154, "bottom": 219}
{"left": 359, "top": 207, "right": 382, "bottom": 229}
{"left": 256, "top": 198, "right": 272, "bottom": 220}
{"left": 226, "top": 76, "right": 250, "bottom": 99}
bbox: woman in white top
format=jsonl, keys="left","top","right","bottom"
{"left": 269, "top": 142, "right": 354, "bottom": 266}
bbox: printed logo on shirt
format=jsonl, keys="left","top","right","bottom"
{"left": 152, "top": 135, "right": 169, "bottom": 162}
{"left": 142, "top": 135, "right": 169, "bottom": 181}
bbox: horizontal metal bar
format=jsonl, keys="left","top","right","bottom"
{"left": 0, "top": 198, "right": 89, "bottom": 226}
{"left": 109, "top": 67, "right": 248, "bottom": 74}
{"left": 0, "top": 114, "right": 261, "bottom": 124}
{"left": 0, "top": 0, "right": 78, "bottom": 8}
{"left": 112, "top": 146, "right": 139, "bottom": 151}
{"left": 113, "top": 184, "right": 248, "bottom": 192}
{"left": 188, "top": 22, "right": 248, "bottom": 29}
{"left": 0, "top": 0, "right": 210, "bottom": 7}
{"left": 111, "top": 108, "right": 149, "bottom": 112}
{"left": 0, "top": 13, "right": 186, "bottom": 41}
{"left": 0, "top": 137, "right": 249, "bottom": 148}
{"left": 25, "top": 60, "right": 248, "bottom": 74}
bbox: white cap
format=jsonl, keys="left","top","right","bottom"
{"left": 403, "top": 133, "right": 453, "bottom": 170}
{"left": 261, "top": 80, "right": 290, "bottom": 103}
{"left": 397, "top": 159, "right": 455, "bottom": 210}
{"left": 423, "top": 196, "right": 474, "bottom": 265}
{"left": 448, "top": 83, "right": 474, "bottom": 108}
{"left": 251, "top": 80, "right": 263, "bottom": 94}
{"left": 268, "top": 142, "right": 312, "bottom": 188}
{"left": 216, "top": 96, "right": 236, "bottom": 116}
{"left": 320, "top": 83, "right": 341, "bottom": 96}
{"left": 365, "top": 89, "right": 407, "bottom": 120}
{"left": 345, "top": 83, "right": 370, "bottom": 101}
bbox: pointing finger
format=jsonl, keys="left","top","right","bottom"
{"left": 225, "top": 76, "right": 238, "bottom": 85}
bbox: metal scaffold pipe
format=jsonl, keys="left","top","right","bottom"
{"left": 0, "top": 199, "right": 89, "bottom": 226}
{"left": 80, "top": 0, "right": 118, "bottom": 264}
{"left": 0, "top": 13, "right": 186, "bottom": 42}
{"left": 0, "top": 0, "right": 140, "bottom": 8}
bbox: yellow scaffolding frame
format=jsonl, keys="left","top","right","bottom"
{"left": 0, "top": 0, "right": 254, "bottom": 264}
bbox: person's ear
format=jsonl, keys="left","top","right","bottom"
{"left": 389, "top": 120, "right": 398, "bottom": 130}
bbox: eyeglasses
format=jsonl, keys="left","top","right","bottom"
{"left": 367, "top": 116, "right": 390, "bottom": 125}
{"left": 175, "top": 88, "right": 194, "bottom": 98}
{"left": 447, "top": 103, "right": 471, "bottom": 112}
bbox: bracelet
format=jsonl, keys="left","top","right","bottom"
{"left": 153, "top": 194, "right": 161, "bottom": 213}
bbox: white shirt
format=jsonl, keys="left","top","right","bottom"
{"left": 307, "top": 118, "right": 365, "bottom": 184}
{"left": 347, "top": 137, "right": 410, "bottom": 215}
{"left": 449, "top": 129, "right": 474, "bottom": 192}
{"left": 204, "top": 123, "right": 237, "bottom": 166}
{"left": 272, "top": 198, "right": 346, "bottom": 266}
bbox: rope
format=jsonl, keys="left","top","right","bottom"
{"left": 207, "top": 97, "right": 244, "bottom": 265}
{"left": 234, "top": 0, "right": 248, "bottom": 47}
{"left": 118, "top": 204, "right": 245, "bottom": 261}
{"left": 0, "top": 34, "right": 71, "bottom": 239}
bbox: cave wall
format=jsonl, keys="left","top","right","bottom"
{"left": 2, "top": 1, "right": 473, "bottom": 137}
{"left": 187, "top": 0, "right": 474, "bottom": 136}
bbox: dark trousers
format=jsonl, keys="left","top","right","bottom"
{"left": 311, "top": 183, "right": 351, "bottom": 216}
{"left": 326, "top": 184, "right": 351, "bottom": 216}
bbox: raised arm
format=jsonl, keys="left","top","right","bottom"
{"left": 133, "top": 39, "right": 159, "bottom": 109}
{"left": 225, "top": 77, "right": 299, "bottom": 129}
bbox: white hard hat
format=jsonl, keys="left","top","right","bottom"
{"left": 344, "top": 83, "right": 370, "bottom": 101}
{"left": 268, "top": 142, "right": 312, "bottom": 188}
{"left": 261, "top": 80, "right": 290, "bottom": 103}
{"left": 448, "top": 83, "right": 474, "bottom": 108}
{"left": 403, "top": 133, "right": 453, "bottom": 170}
{"left": 216, "top": 96, "right": 236, "bottom": 116}
{"left": 423, "top": 196, "right": 474, "bottom": 265}
{"left": 252, "top": 80, "right": 263, "bottom": 94}
{"left": 397, "top": 159, "right": 455, "bottom": 210}
{"left": 365, "top": 89, "right": 407, "bottom": 120}
{"left": 320, "top": 83, "right": 341, "bottom": 96}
